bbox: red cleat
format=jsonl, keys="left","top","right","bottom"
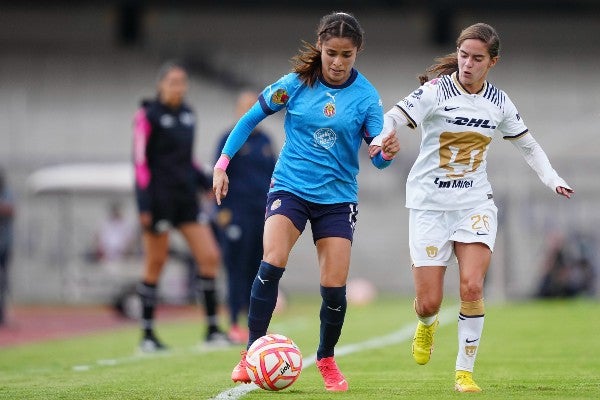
{"left": 231, "top": 351, "right": 251, "bottom": 383}
{"left": 316, "top": 356, "right": 348, "bottom": 392}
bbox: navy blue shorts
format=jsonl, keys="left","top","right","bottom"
{"left": 265, "top": 190, "right": 358, "bottom": 243}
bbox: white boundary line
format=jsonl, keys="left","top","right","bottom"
{"left": 210, "top": 308, "right": 455, "bottom": 400}
{"left": 71, "top": 342, "right": 234, "bottom": 372}
{"left": 70, "top": 317, "right": 310, "bottom": 373}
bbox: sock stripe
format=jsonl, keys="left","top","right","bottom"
{"left": 459, "top": 312, "right": 485, "bottom": 319}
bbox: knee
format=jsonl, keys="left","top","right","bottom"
{"left": 414, "top": 296, "right": 442, "bottom": 317}
{"left": 262, "top": 250, "right": 288, "bottom": 268}
{"left": 460, "top": 279, "right": 484, "bottom": 301}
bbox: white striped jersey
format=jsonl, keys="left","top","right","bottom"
{"left": 396, "top": 72, "right": 528, "bottom": 210}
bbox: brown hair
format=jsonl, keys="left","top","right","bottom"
{"left": 292, "top": 12, "right": 364, "bottom": 87}
{"left": 156, "top": 59, "right": 187, "bottom": 84}
{"left": 418, "top": 23, "right": 500, "bottom": 85}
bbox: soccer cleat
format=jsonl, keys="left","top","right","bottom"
{"left": 139, "top": 333, "right": 168, "bottom": 353}
{"left": 412, "top": 316, "right": 439, "bottom": 365}
{"left": 228, "top": 325, "right": 249, "bottom": 345}
{"left": 205, "top": 329, "right": 233, "bottom": 347}
{"left": 231, "top": 351, "right": 251, "bottom": 383}
{"left": 316, "top": 356, "right": 348, "bottom": 392}
{"left": 454, "top": 370, "right": 482, "bottom": 392}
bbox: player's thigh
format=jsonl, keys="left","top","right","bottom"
{"left": 179, "top": 222, "right": 220, "bottom": 269}
{"left": 412, "top": 265, "right": 446, "bottom": 313}
{"left": 316, "top": 237, "right": 351, "bottom": 287}
{"left": 262, "top": 214, "right": 301, "bottom": 267}
{"left": 263, "top": 191, "right": 307, "bottom": 267}
{"left": 454, "top": 242, "right": 491, "bottom": 300}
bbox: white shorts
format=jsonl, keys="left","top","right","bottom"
{"left": 409, "top": 201, "right": 498, "bottom": 267}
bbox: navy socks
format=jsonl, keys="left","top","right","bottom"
{"left": 247, "top": 261, "right": 284, "bottom": 348}
{"left": 317, "top": 285, "right": 347, "bottom": 360}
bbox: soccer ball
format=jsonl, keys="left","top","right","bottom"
{"left": 245, "top": 333, "right": 302, "bottom": 391}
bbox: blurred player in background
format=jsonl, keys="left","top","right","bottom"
{"left": 374, "top": 22, "right": 574, "bottom": 392}
{"left": 213, "top": 91, "right": 276, "bottom": 345}
{"left": 0, "top": 167, "right": 15, "bottom": 326}
{"left": 133, "top": 60, "right": 228, "bottom": 352}
{"left": 213, "top": 11, "right": 399, "bottom": 391}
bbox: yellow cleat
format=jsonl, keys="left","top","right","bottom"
{"left": 454, "top": 370, "right": 482, "bottom": 392}
{"left": 412, "top": 317, "right": 439, "bottom": 365}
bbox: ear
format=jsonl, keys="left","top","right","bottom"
{"left": 489, "top": 56, "right": 499, "bottom": 68}
{"left": 316, "top": 39, "right": 322, "bottom": 51}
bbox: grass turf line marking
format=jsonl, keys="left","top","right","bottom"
{"left": 71, "top": 342, "right": 235, "bottom": 372}
{"left": 210, "top": 307, "right": 455, "bottom": 400}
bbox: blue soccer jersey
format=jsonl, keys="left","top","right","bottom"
{"left": 221, "top": 69, "right": 385, "bottom": 204}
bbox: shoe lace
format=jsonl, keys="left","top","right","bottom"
{"left": 318, "top": 360, "right": 341, "bottom": 380}
{"left": 415, "top": 323, "right": 435, "bottom": 348}
{"left": 456, "top": 373, "right": 474, "bottom": 386}
{"left": 239, "top": 350, "right": 248, "bottom": 366}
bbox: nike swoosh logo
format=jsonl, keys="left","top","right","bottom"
{"left": 257, "top": 275, "right": 269, "bottom": 284}
{"left": 466, "top": 338, "right": 479, "bottom": 343}
{"left": 444, "top": 106, "right": 459, "bottom": 111}
{"left": 327, "top": 306, "right": 342, "bottom": 312}
{"left": 476, "top": 232, "right": 489, "bottom": 236}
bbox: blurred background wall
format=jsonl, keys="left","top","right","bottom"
{"left": 1, "top": 0, "right": 598, "bottom": 305}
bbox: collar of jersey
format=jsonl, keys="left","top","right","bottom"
{"left": 318, "top": 68, "right": 358, "bottom": 89}
{"left": 156, "top": 97, "right": 186, "bottom": 113}
{"left": 451, "top": 72, "right": 487, "bottom": 95}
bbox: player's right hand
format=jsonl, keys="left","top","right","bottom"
{"left": 213, "top": 168, "right": 229, "bottom": 205}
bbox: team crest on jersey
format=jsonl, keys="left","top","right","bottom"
{"left": 179, "top": 112, "right": 195, "bottom": 126}
{"left": 323, "top": 92, "right": 338, "bottom": 117}
{"left": 271, "top": 89, "right": 289, "bottom": 105}
{"left": 426, "top": 245, "right": 438, "bottom": 258}
{"left": 323, "top": 102, "right": 335, "bottom": 117}
{"left": 159, "top": 114, "right": 175, "bottom": 128}
{"left": 271, "top": 198, "right": 282, "bottom": 211}
{"left": 314, "top": 128, "right": 337, "bottom": 149}
{"left": 216, "top": 209, "right": 232, "bottom": 228}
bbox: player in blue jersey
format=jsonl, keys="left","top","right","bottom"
{"left": 133, "top": 61, "right": 229, "bottom": 352}
{"left": 377, "top": 23, "right": 573, "bottom": 392}
{"left": 213, "top": 12, "right": 399, "bottom": 392}
{"left": 213, "top": 91, "right": 277, "bottom": 344}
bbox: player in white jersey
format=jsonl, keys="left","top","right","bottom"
{"left": 371, "top": 22, "right": 573, "bottom": 392}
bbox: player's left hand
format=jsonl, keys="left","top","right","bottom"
{"left": 556, "top": 186, "right": 574, "bottom": 199}
{"left": 381, "top": 132, "right": 400, "bottom": 159}
{"left": 369, "top": 131, "right": 400, "bottom": 159}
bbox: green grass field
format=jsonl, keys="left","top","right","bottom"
{"left": 1, "top": 296, "right": 599, "bottom": 399}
